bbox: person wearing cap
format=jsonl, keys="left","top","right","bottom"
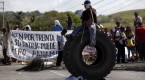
{"left": 66, "top": 0, "right": 97, "bottom": 41}
{"left": 134, "top": 12, "right": 142, "bottom": 29}
{"left": 52, "top": 20, "right": 63, "bottom": 31}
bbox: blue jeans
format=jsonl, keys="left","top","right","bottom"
{"left": 71, "top": 25, "right": 83, "bottom": 36}
{"left": 71, "top": 25, "right": 96, "bottom": 45}
{"left": 127, "top": 46, "right": 135, "bottom": 59}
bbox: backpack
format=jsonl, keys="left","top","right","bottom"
{"left": 112, "top": 27, "right": 120, "bottom": 41}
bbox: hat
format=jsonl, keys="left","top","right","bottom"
{"left": 82, "top": 0, "right": 91, "bottom": 5}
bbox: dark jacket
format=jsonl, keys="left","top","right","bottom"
{"left": 81, "top": 8, "right": 97, "bottom": 27}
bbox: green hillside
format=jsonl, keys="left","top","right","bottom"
{"left": 98, "top": 9, "right": 145, "bottom": 30}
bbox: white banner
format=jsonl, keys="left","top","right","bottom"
{"left": 8, "top": 30, "right": 63, "bottom": 61}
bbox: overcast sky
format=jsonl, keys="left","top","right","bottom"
{"left": 0, "top": 0, "right": 145, "bottom": 15}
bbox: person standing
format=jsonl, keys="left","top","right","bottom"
{"left": 112, "top": 22, "right": 122, "bottom": 41}
{"left": 1, "top": 28, "right": 11, "bottom": 65}
{"left": 136, "top": 23, "right": 145, "bottom": 62}
{"left": 134, "top": 12, "right": 142, "bottom": 29}
{"left": 52, "top": 20, "right": 63, "bottom": 31}
{"left": 113, "top": 22, "right": 127, "bottom": 63}
{"left": 125, "top": 26, "right": 135, "bottom": 62}
{"left": 67, "top": 13, "right": 73, "bottom": 30}
{"left": 56, "top": 29, "right": 67, "bottom": 68}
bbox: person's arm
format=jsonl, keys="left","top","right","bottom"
{"left": 57, "top": 35, "right": 61, "bottom": 50}
{"left": 81, "top": 12, "right": 84, "bottom": 26}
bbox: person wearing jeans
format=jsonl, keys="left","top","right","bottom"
{"left": 56, "top": 29, "right": 67, "bottom": 67}
{"left": 66, "top": 0, "right": 97, "bottom": 46}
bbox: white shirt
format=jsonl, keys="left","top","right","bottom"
{"left": 57, "top": 34, "right": 66, "bottom": 51}
{"left": 135, "top": 16, "right": 142, "bottom": 27}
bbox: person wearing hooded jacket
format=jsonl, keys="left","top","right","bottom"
{"left": 52, "top": 20, "right": 63, "bottom": 31}
{"left": 24, "top": 25, "right": 31, "bottom": 31}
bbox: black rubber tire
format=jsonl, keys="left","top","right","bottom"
{"left": 63, "top": 30, "right": 116, "bottom": 80}
{"left": 63, "top": 41, "right": 74, "bottom": 73}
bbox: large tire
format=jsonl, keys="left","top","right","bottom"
{"left": 63, "top": 41, "right": 74, "bottom": 73}
{"left": 63, "top": 30, "right": 116, "bottom": 80}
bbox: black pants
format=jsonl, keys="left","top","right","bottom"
{"left": 2, "top": 48, "right": 10, "bottom": 64}
{"left": 115, "top": 41, "right": 125, "bottom": 63}
{"left": 56, "top": 51, "right": 63, "bottom": 66}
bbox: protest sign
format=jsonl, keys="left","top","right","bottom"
{"left": 8, "top": 30, "right": 60, "bottom": 61}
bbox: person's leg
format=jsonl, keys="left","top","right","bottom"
{"left": 121, "top": 46, "right": 126, "bottom": 63}
{"left": 117, "top": 47, "right": 121, "bottom": 63}
{"left": 138, "top": 44, "right": 143, "bottom": 61}
{"left": 127, "top": 47, "right": 131, "bottom": 60}
{"left": 89, "top": 26, "right": 96, "bottom": 46}
{"left": 56, "top": 51, "right": 63, "bottom": 66}
{"left": 68, "top": 24, "right": 72, "bottom": 30}
{"left": 3, "top": 48, "right": 7, "bottom": 59}
{"left": 2, "top": 48, "right": 7, "bottom": 64}
{"left": 130, "top": 47, "right": 135, "bottom": 60}
{"left": 5, "top": 48, "right": 11, "bottom": 64}
{"left": 116, "top": 42, "right": 121, "bottom": 63}
{"left": 66, "top": 25, "right": 84, "bottom": 41}
{"left": 71, "top": 25, "right": 83, "bottom": 36}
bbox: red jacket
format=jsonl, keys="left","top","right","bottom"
{"left": 136, "top": 26, "right": 145, "bottom": 43}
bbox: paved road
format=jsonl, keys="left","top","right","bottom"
{"left": 0, "top": 64, "right": 145, "bottom": 80}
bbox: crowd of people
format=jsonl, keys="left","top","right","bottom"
{"left": 1, "top": 24, "right": 32, "bottom": 65}
{"left": 100, "top": 12, "right": 145, "bottom": 63}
